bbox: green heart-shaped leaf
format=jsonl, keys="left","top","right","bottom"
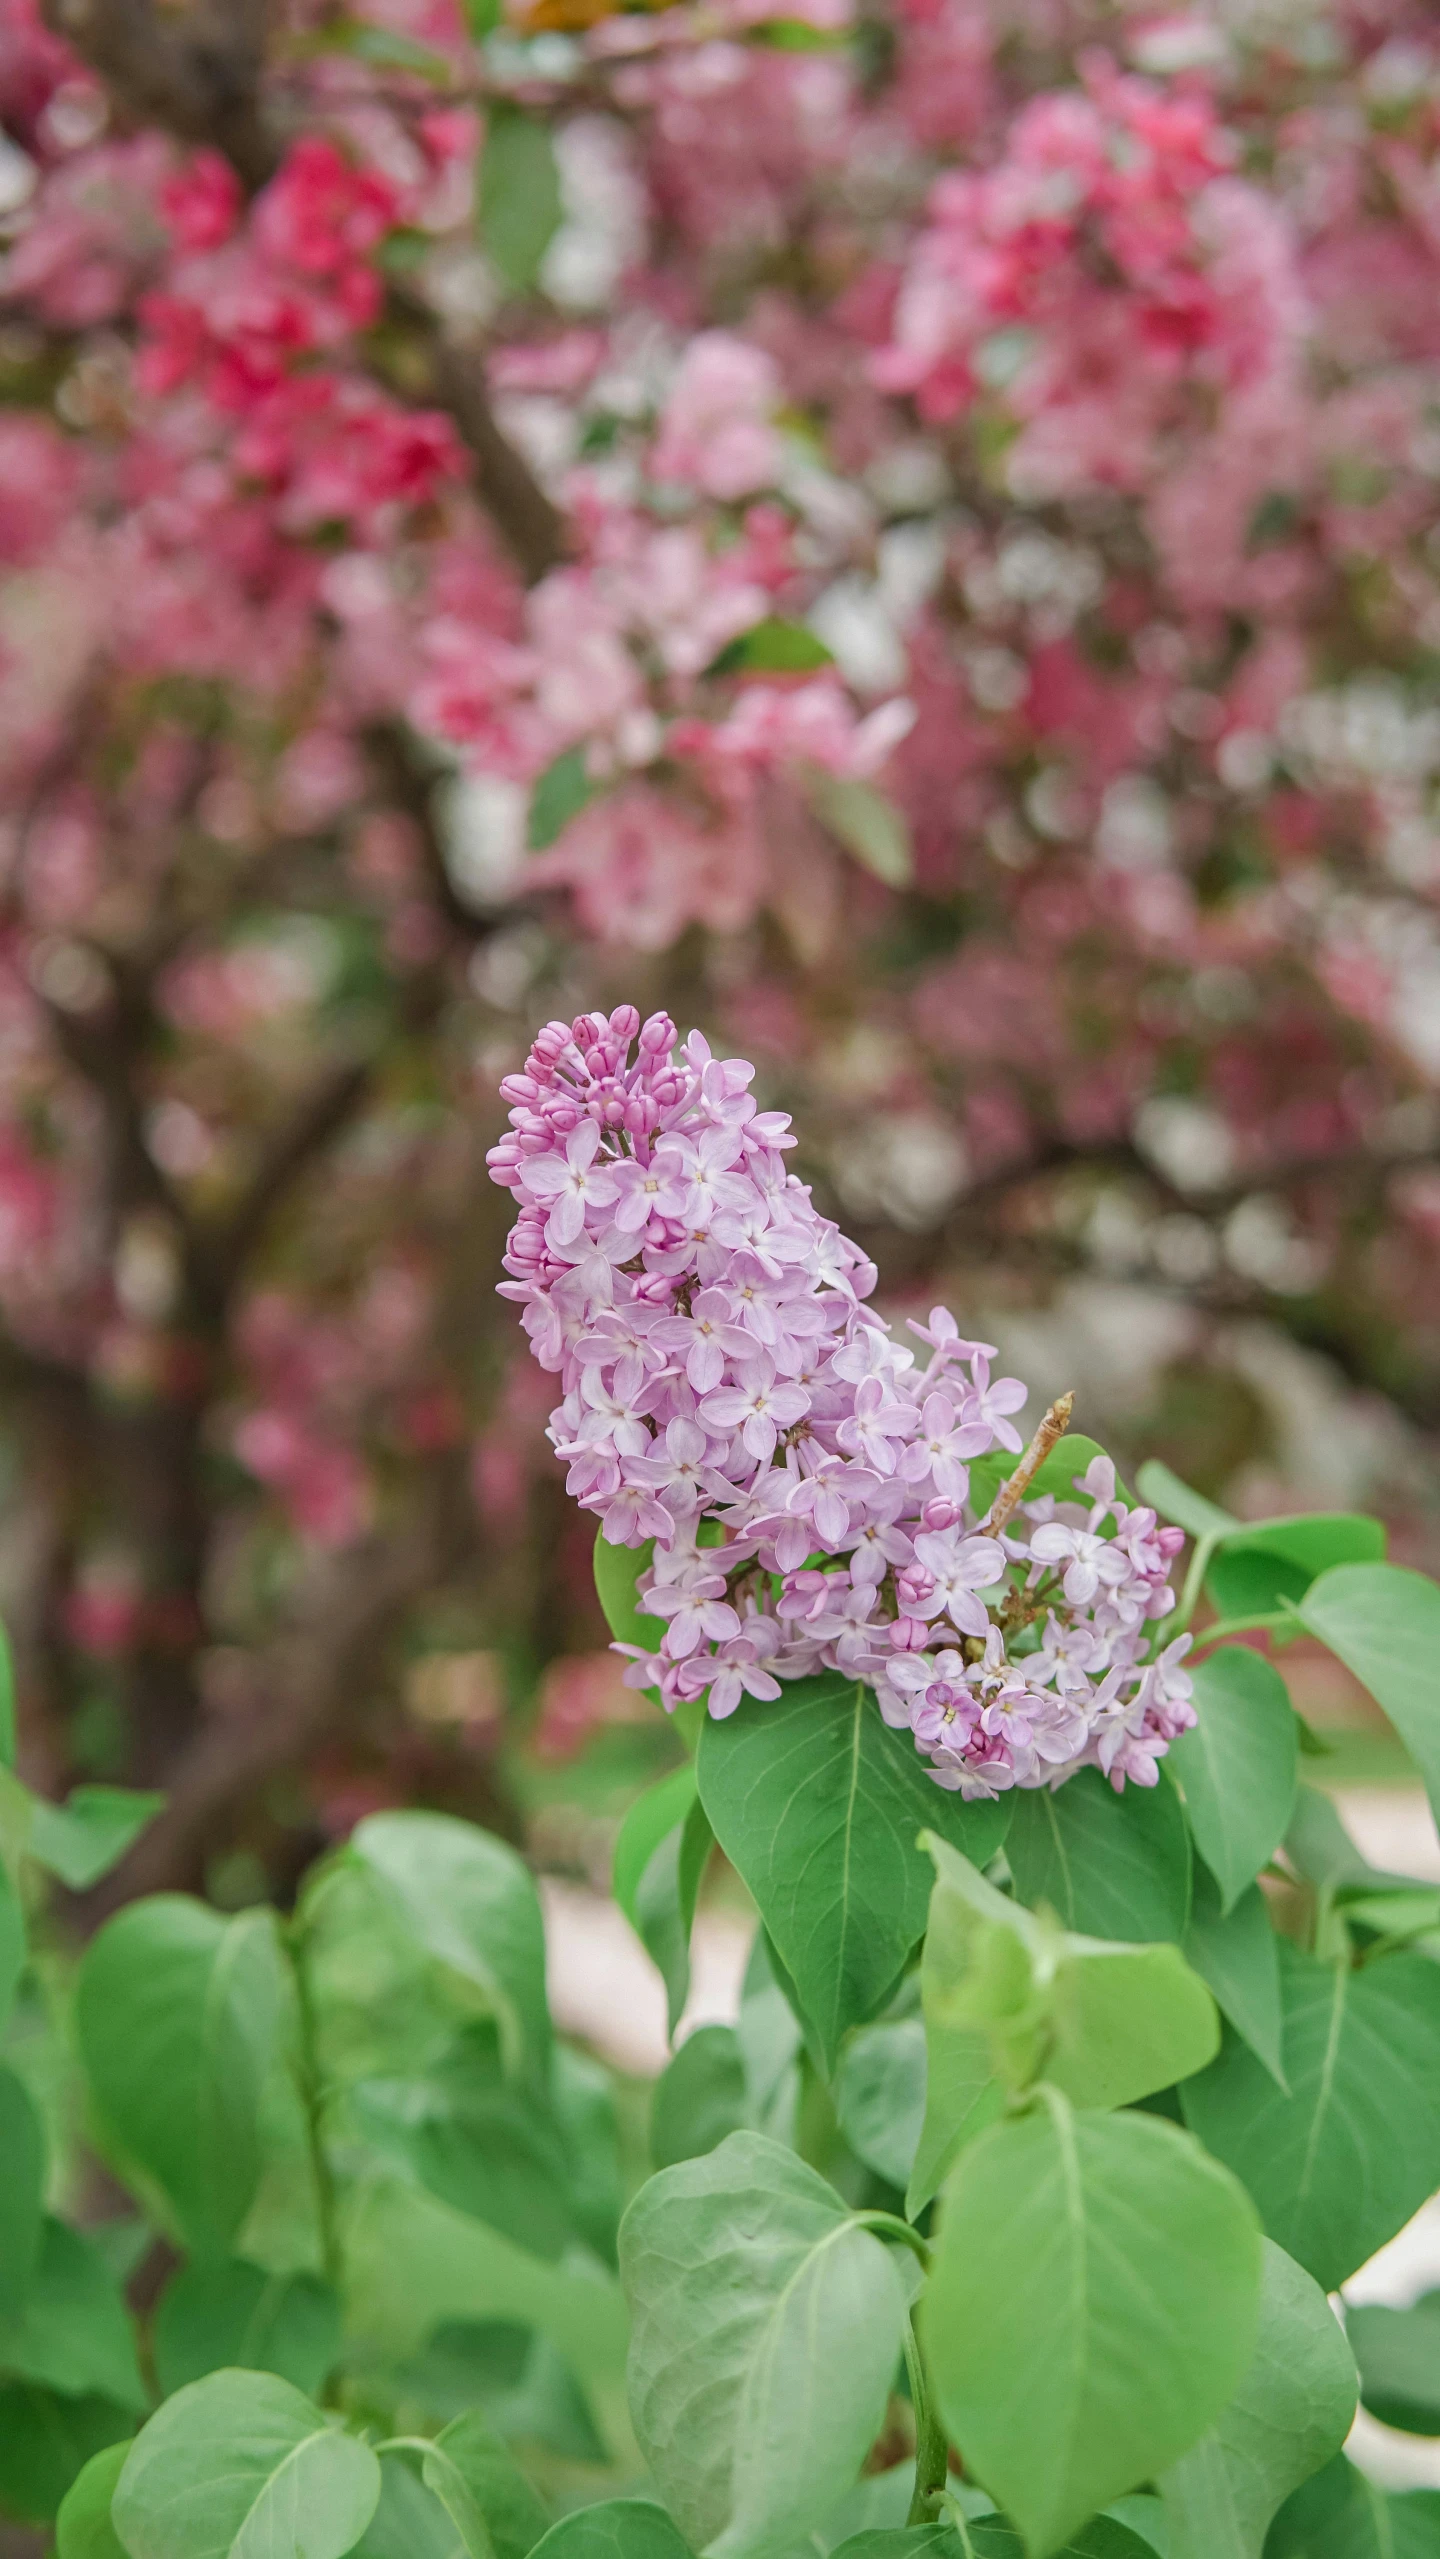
{"left": 1181, "top": 1939, "right": 1440, "bottom": 2289}
{"left": 923, "top": 2093, "right": 1262, "bottom": 2556}
{"left": 697, "top": 1675, "right": 1008, "bottom": 2069}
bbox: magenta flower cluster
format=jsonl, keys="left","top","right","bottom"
{"left": 489, "top": 1010, "right": 1195, "bottom": 1797}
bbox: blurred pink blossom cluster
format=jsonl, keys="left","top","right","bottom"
{"left": 413, "top": 330, "right": 914, "bottom": 943}
{"left": 875, "top": 54, "right": 1305, "bottom": 496}
{"left": 133, "top": 138, "right": 464, "bottom": 540}
{"left": 490, "top": 1010, "right": 1191, "bottom": 1795}
{"left": 232, "top": 1265, "right": 441, "bottom": 1548}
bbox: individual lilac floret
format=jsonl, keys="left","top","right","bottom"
{"left": 489, "top": 1010, "right": 1193, "bottom": 1795}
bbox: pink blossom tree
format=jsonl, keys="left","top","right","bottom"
{"left": 1, "top": 0, "right": 1438, "bottom": 1896}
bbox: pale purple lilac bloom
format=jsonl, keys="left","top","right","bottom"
{"left": 489, "top": 1009, "right": 1193, "bottom": 1796}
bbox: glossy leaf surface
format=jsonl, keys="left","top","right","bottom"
{"left": 352, "top": 1811, "right": 550, "bottom": 2087}
{"left": 1006, "top": 1769, "right": 1190, "bottom": 1944}
{"left": 1182, "top": 1871, "right": 1286, "bottom": 2089}
{"left": 55, "top": 2442, "right": 130, "bottom": 2559}
{"left": 1348, "top": 2293, "right": 1440, "bottom": 2437}
{"left": 0, "top": 2058, "right": 44, "bottom": 2319}
{"left": 152, "top": 2260, "right": 340, "bottom": 2402}
{"left": 1267, "top": 2455, "right": 1440, "bottom": 2556}
{"left": 27, "top": 1787, "right": 165, "bottom": 1891}
{"left": 75, "top": 1899, "right": 281, "bottom": 2256}
{"left": 529, "top": 2505, "right": 694, "bottom": 2559}
{"left": 1300, "top": 1565, "right": 1440, "bottom": 1828}
{"left": 0, "top": 2219, "right": 145, "bottom": 2411}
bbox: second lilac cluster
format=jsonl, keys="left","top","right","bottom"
{"left": 488, "top": 1009, "right": 1194, "bottom": 1797}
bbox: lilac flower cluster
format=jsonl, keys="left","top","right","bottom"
{"left": 489, "top": 1009, "right": 1195, "bottom": 1796}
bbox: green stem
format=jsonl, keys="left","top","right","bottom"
{"left": 903, "top": 2316, "right": 949, "bottom": 2525}
{"left": 855, "top": 2210, "right": 932, "bottom": 2271}
{"left": 1189, "top": 1608, "right": 1296, "bottom": 1652}
{"left": 1168, "top": 1530, "right": 1218, "bottom": 1641}
{"left": 284, "top": 1916, "right": 343, "bottom": 2303}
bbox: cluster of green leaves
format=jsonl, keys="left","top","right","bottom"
{"left": 0, "top": 1796, "right": 636, "bottom": 2540}
{"left": 7, "top": 1453, "right": 1440, "bottom": 2556}
{"left": 601, "top": 1453, "right": 1440, "bottom": 2554}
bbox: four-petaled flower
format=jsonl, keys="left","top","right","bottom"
{"left": 901, "top": 1392, "right": 992, "bottom": 1500}
{"left": 520, "top": 1121, "right": 620, "bottom": 1252}
{"left": 699, "top": 1356, "right": 810, "bottom": 1463}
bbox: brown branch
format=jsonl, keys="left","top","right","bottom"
{"left": 364, "top": 718, "right": 498, "bottom": 940}
{"left": 42, "top": 0, "right": 279, "bottom": 188}
{"left": 39, "top": 965, "right": 194, "bottom": 1247}
{"left": 191, "top": 1056, "right": 375, "bottom": 1324}
{"left": 419, "top": 324, "right": 566, "bottom": 583}
{"left": 83, "top": 1456, "right": 473, "bottom": 1913}
{"left": 948, "top": 1131, "right": 1434, "bottom": 1227}
{"left": 982, "top": 1391, "right": 1075, "bottom": 1534}
{"left": 42, "top": 0, "right": 566, "bottom": 585}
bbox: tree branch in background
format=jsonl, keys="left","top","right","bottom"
{"left": 41, "top": 0, "right": 567, "bottom": 584}
{"left": 421, "top": 323, "right": 567, "bottom": 583}
{"left": 38, "top": 960, "right": 194, "bottom": 1249}
{"left": 909, "top": 1130, "right": 1438, "bottom": 1236}
{"left": 82, "top": 1454, "right": 477, "bottom": 1914}
{"left": 41, "top": 0, "right": 279, "bottom": 186}
{"left": 192, "top": 1056, "right": 375, "bottom": 1325}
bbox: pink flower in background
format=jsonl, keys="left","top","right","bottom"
{"left": 535, "top": 1651, "right": 641, "bottom": 1761}
{"left": 527, "top": 789, "right": 768, "bottom": 947}
{"left": 652, "top": 332, "right": 784, "bottom": 500}
{"left": 875, "top": 57, "right": 1304, "bottom": 500}
{"left": 252, "top": 136, "right": 398, "bottom": 299}
{"left": 0, "top": 416, "right": 82, "bottom": 569}
{"left": 161, "top": 149, "right": 241, "bottom": 251}
{"left": 233, "top": 1408, "right": 373, "bottom": 1549}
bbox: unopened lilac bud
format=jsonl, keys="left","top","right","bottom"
{"left": 507, "top": 1220, "right": 546, "bottom": 1270}
{"left": 896, "top": 1564, "right": 935, "bottom": 1608}
{"left": 639, "top": 1011, "right": 676, "bottom": 1054}
{"left": 889, "top": 1616, "right": 930, "bottom": 1651}
{"left": 610, "top": 1004, "right": 641, "bottom": 1042}
{"left": 529, "top": 1022, "right": 571, "bottom": 1080}
{"left": 485, "top": 1136, "right": 523, "bottom": 1184}
{"left": 922, "top": 1498, "right": 961, "bottom": 1531}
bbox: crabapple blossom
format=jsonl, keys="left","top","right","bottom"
{"left": 491, "top": 1011, "right": 1194, "bottom": 1795}
{"left": 651, "top": 331, "right": 784, "bottom": 501}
